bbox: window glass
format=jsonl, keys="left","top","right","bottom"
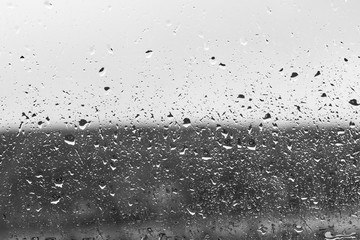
{"left": 1, "top": 0, "right": 360, "bottom": 239}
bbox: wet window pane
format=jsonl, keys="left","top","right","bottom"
{"left": 1, "top": 0, "right": 360, "bottom": 239}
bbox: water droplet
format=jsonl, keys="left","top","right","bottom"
{"left": 54, "top": 177, "right": 63, "bottom": 189}
{"left": 179, "top": 145, "right": 188, "bottom": 155}
{"left": 50, "top": 196, "right": 61, "bottom": 205}
{"left": 257, "top": 225, "right": 267, "bottom": 235}
{"left": 337, "top": 128, "right": 345, "bottom": 135}
{"left": 110, "top": 162, "right": 116, "bottom": 171}
{"left": 145, "top": 50, "right": 153, "bottom": 58}
{"left": 167, "top": 112, "right": 174, "bottom": 120}
{"left": 209, "top": 56, "right": 217, "bottom": 65}
{"left": 202, "top": 149, "right": 212, "bottom": 160}
{"left": 247, "top": 139, "right": 256, "bottom": 150}
{"left": 99, "top": 67, "right": 106, "bottom": 77}
{"left": 290, "top": 72, "right": 298, "bottom": 78}
{"left": 219, "top": 63, "right": 226, "bottom": 69}
{"left": 223, "top": 138, "right": 232, "bottom": 150}
{"left": 106, "top": 44, "right": 114, "bottom": 54}
{"left": 263, "top": 113, "right": 271, "bottom": 120}
{"left": 221, "top": 129, "right": 228, "bottom": 138}
{"left": 64, "top": 134, "right": 75, "bottom": 145}
{"left": 349, "top": 99, "right": 360, "bottom": 106}
{"left": 324, "top": 232, "right": 333, "bottom": 239}
{"left": 38, "top": 121, "right": 44, "bottom": 129}
{"left": 324, "top": 232, "right": 357, "bottom": 240}
{"left": 183, "top": 118, "right": 191, "bottom": 128}
{"left": 99, "top": 180, "right": 106, "bottom": 190}
{"left": 54, "top": 182, "right": 63, "bottom": 188}
{"left": 294, "top": 225, "right": 303, "bottom": 233}
{"left": 79, "top": 119, "right": 88, "bottom": 130}
{"left": 287, "top": 139, "right": 292, "bottom": 151}
{"left": 186, "top": 208, "right": 195, "bottom": 215}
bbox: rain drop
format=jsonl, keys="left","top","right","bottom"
{"left": 257, "top": 225, "right": 268, "bottom": 235}
{"left": 99, "top": 67, "right": 105, "bottom": 77}
{"left": 38, "top": 121, "right": 44, "bottom": 129}
{"left": 294, "top": 225, "right": 303, "bottom": 233}
{"left": 290, "top": 72, "right": 298, "bottom": 78}
{"left": 167, "top": 112, "right": 174, "bottom": 120}
{"left": 186, "top": 208, "right": 195, "bottom": 215}
{"left": 79, "top": 119, "right": 88, "bottom": 130}
{"left": 223, "top": 138, "right": 233, "bottom": 150}
{"left": 202, "top": 149, "right": 212, "bottom": 160}
{"left": 349, "top": 99, "right": 360, "bottom": 106}
{"left": 106, "top": 44, "right": 114, "bottom": 54}
{"left": 247, "top": 139, "right": 256, "bottom": 150}
{"left": 64, "top": 134, "right": 75, "bottom": 145}
{"left": 145, "top": 50, "right": 153, "bottom": 58}
{"left": 50, "top": 195, "right": 61, "bottom": 205}
{"left": 183, "top": 118, "right": 191, "bottom": 128}
{"left": 219, "top": 62, "right": 226, "bottom": 69}
{"left": 263, "top": 113, "right": 271, "bottom": 120}
{"left": 209, "top": 56, "right": 217, "bottom": 65}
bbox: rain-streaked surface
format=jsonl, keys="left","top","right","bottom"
{"left": 2, "top": 0, "right": 360, "bottom": 239}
